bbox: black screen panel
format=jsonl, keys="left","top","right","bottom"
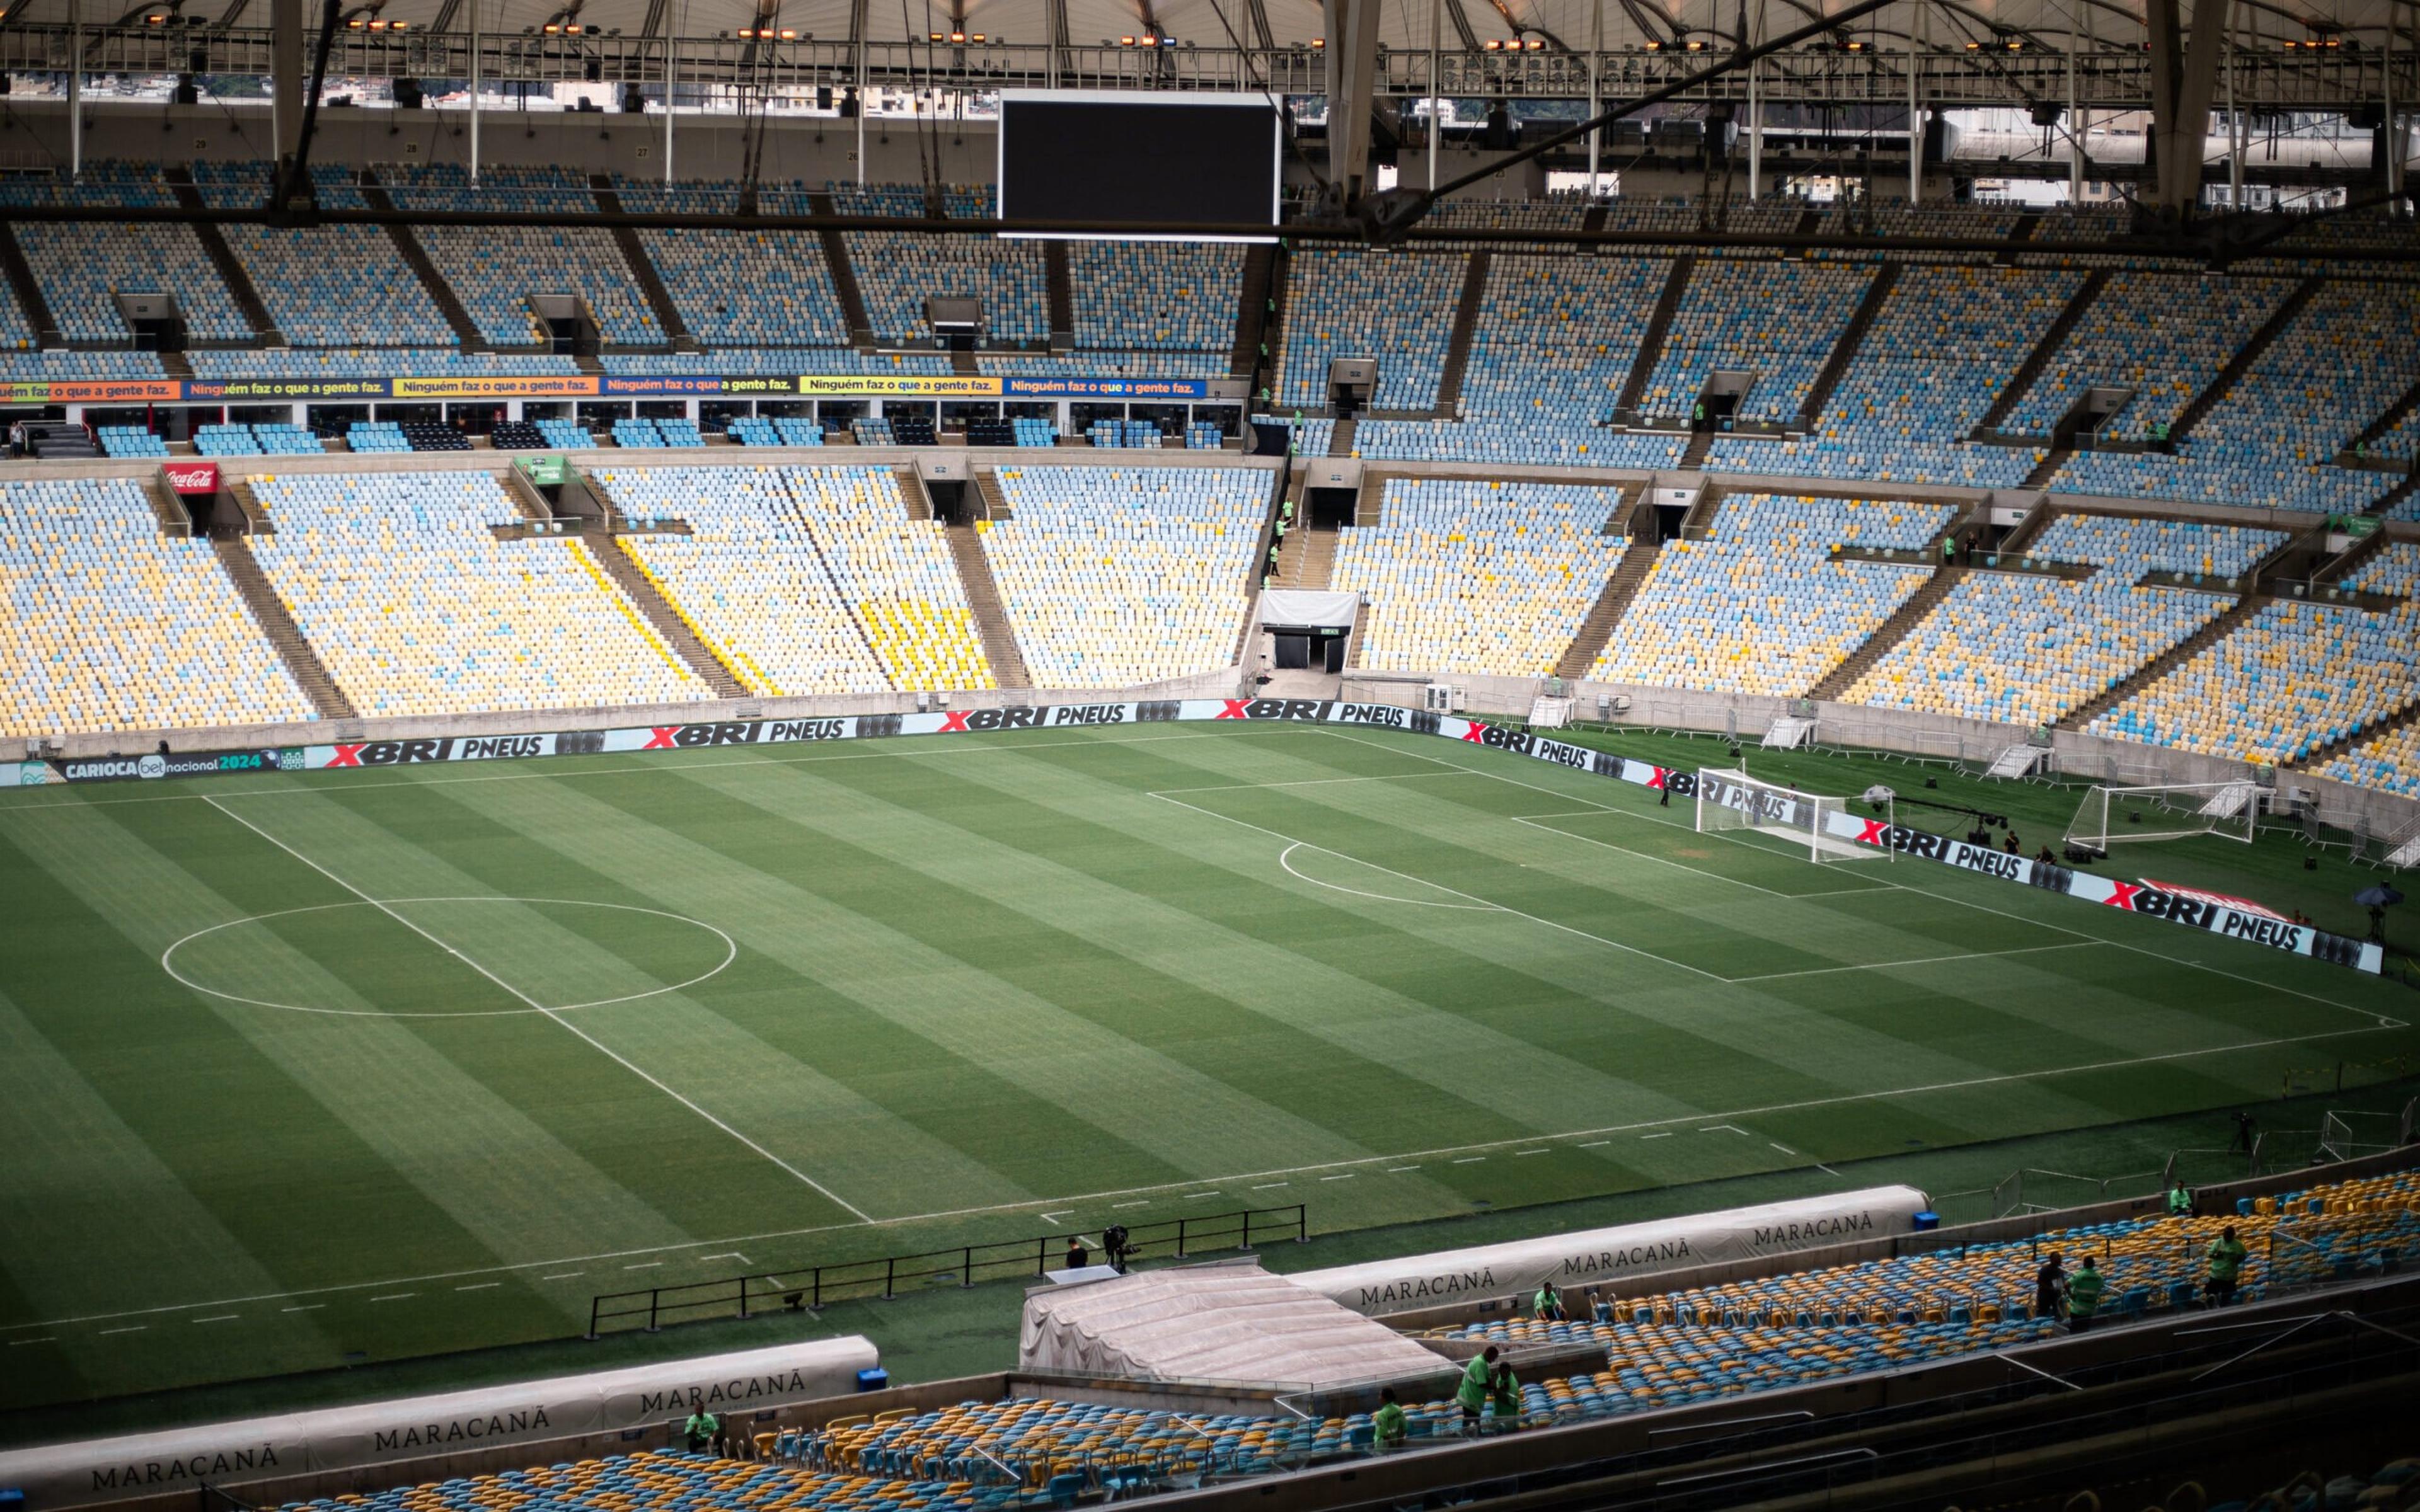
{"left": 1000, "top": 94, "right": 1277, "bottom": 235}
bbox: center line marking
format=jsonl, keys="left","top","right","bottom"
{"left": 99, "top": 1326, "right": 146, "bottom": 1336}
{"left": 1453, "top": 1157, "right": 1487, "bottom": 1164}
{"left": 1113, "top": 1200, "right": 1151, "bottom": 1208}
{"left": 204, "top": 793, "right": 875, "bottom": 1227}
{"left": 456, "top": 1282, "right": 502, "bottom": 1291}
{"left": 193, "top": 1315, "right": 239, "bottom": 1324}
{"left": 542, "top": 1273, "right": 584, "bottom": 1281}
{"left": 370, "top": 1293, "right": 415, "bottom": 1302}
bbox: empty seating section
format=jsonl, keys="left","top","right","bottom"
{"left": 1590, "top": 494, "right": 1949, "bottom": 696}
{"left": 1333, "top": 479, "right": 1628, "bottom": 677}
{"left": 1707, "top": 266, "right": 2082, "bottom": 487}
{"left": 0, "top": 479, "right": 315, "bottom": 735}
{"left": 642, "top": 228, "right": 850, "bottom": 348}
{"left": 2348, "top": 541, "right": 2420, "bottom": 597}
{"left": 802, "top": 1397, "right": 1340, "bottom": 1488}
{"left": 0, "top": 163, "right": 251, "bottom": 341}
{"left": 844, "top": 232, "right": 1047, "bottom": 344}
{"left": 1456, "top": 1169, "right": 2420, "bottom": 1414}
{"left": 381, "top": 166, "right": 660, "bottom": 346}
{"left": 977, "top": 353, "right": 1230, "bottom": 379}
{"left": 1276, "top": 248, "right": 1466, "bottom": 412}
{"left": 1425, "top": 197, "right": 1593, "bottom": 240}
{"left": 729, "top": 417, "right": 827, "bottom": 446}
{"left": 597, "top": 465, "right": 989, "bottom": 694}
{"left": 829, "top": 183, "right": 992, "bottom": 218}
{"left": 600, "top": 351, "right": 953, "bottom": 377}
{"left": 248, "top": 471, "right": 708, "bottom": 716}
{"left": 1252, "top": 415, "right": 1334, "bottom": 459}
{"left": 612, "top": 418, "right": 705, "bottom": 449}
{"left": 1068, "top": 242, "right": 1243, "bottom": 353}
{"left": 1639, "top": 261, "right": 1874, "bottom": 423}
{"left": 537, "top": 419, "right": 601, "bottom": 449}
{"left": 2006, "top": 272, "right": 2292, "bottom": 439}
{"left": 1846, "top": 514, "right": 2281, "bottom": 728}
{"left": 196, "top": 423, "right": 326, "bottom": 457}
{"left": 2047, "top": 284, "right": 2420, "bottom": 513}
{"left": 2321, "top": 719, "right": 2420, "bottom": 798}
{"left": 2089, "top": 595, "right": 2420, "bottom": 765}
{"left": 192, "top": 162, "right": 454, "bottom": 348}
{"left": 345, "top": 421, "right": 413, "bottom": 454}
{"left": 187, "top": 350, "right": 585, "bottom": 379}
{"left": 0, "top": 350, "right": 171, "bottom": 381}
{"left": 272, "top": 1451, "right": 989, "bottom": 1512}
{"left": 982, "top": 467, "right": 1261, "bottom": 685}
{"left": 1366, "top": 252, "right": 1674, "bottom": 467}
{"left": 98, "top": 426, "right": 169, "bottom": 459}
{"left": 1089, "top": 420, "right": 1166, "bottom": 448}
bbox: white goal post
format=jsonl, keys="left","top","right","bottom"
{"left": 2063, "top": 781, "right": 2261, "bottom": 848}
{"left": 1695, "top": 769, "right": 1893, "bottom": 864}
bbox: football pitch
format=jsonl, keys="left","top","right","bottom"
{"left": 1, "top": 719, "right": 2414, "bottom": 1410}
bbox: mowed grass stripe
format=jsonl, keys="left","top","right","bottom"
{"left": 212, "top": 787, "right": 880, "bottom": 1232}
{"left": 700, "top": 751, "right": 1693, "bottom": 1157}
{"left": 446, "top": 767, "right": 1391, "bottom": 1208}
{"left": 828, "top": 741, "right": 1724, "bottom": 1148}
{"left": 322, "top": 774, "right": 1061, "bottom": 1222}
{"left": 34, "top": 797, "right": 718, "bottom": 1281}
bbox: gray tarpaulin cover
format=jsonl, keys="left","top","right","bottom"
{"left": 1256, "top": 590, "right": 1360, "bottom": 630}
{"left": 1017, "top": 1261, "right": 1447, "bottom": 1389}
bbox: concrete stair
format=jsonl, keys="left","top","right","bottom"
{"left": 1272, "top": 524, "right": 1339, "bottom": 590}
{"left": 943, "top": 523, "right": 1032, "bottom": 689}
{"left": 1329, "top": 416, "right": 1357, "bottom": 457}
{"left": 1807, "top": 564, "right": 1968, "bottom": 700}
{"left": 0, "top": 220, "right": 62, "bottom": 347}
{"left": 1432, "top": 250, "right": 1490, "bottom": 418}
{"left": 972, "top": 467, "right": 1013, "bottom": 521}
{"left": 2022, "top": 442, "right": 2076, "bottom": 489}
{"left": 1975, "top": 269, "right": 2110, "bottom": 435}
{"left": 2370, "top": 467, "right": 2420, "bottom": 518}
{"left": 164, "top": 170, "right": 285, "bottom": 345}
{"left": 589, "top": 180, "right": 698, "bottom": 351}
{"left": 212, "top": 536, "right": 357, "bottom": 719}
{"left": 2351, "top": 374, "right": 2420, "bottom": 453}
{"left": 896, "top": 465, "right": 933, "bottom": 520}
{"left": 1615, "top": 256, "right": 1695, "bottom": 418}
{"left": 1555, "top": 540, "right": 1661, "bottom": 680}
{"left": 589, "top": 536, "right": 750, "bottom": 696}
{"left": 2058, "top": 592, "right": 2272, "bottom": 731}
{"left": 1798, "top": 263, "right": 1898, "bottom": 428}
{"left": 808, "top": 192, "right": 877, "bottom": 348}
{"left": 1231, "top": 242, "right": 1279, "bottom": 382}
{"left": 2168, "top": 275, "right": 2323, "bottom": 443}
{"left": 361, "top": 181, "right": 488, "bottom": 351}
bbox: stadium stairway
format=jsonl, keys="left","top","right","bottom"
{"left": 1615, "top": 255, "right": 1697, "bottom": 418}
{"left": 1044, "top": 241, "right": 1075, "bottom": 351}
{"left": 943, "top": 523, "right": 1033, "bottom": 689}
{"left": 809, "top": 192, "right": 878, "bottom": 349}
{"left": 1431, "top": 251, "right": 1492, "bottom": 418}
{"left": 896, "top": 465, "right": 935, "bottom": 520}
{"left": 164, "top": 167, "right": 285, "bottom": 345}
{"left": 972, "top": 467, "right": 1014, "bottom": 521}
{"left": 360, "top": 180, "right": 489, "bottom": 351}
{"left": 2167, "top": 274, "right": 2326, "bottom": 444}
{"left": 2022, "top": 441, "right": 2075, "bottom": 489}
{"left": 589, "top": 178, "right": 700, "bottom": 352}
{"left": 0, "top": 220, "right": 63, "bottom": 346}
{"left": 592, "top": 536, "right": 752, "bottom": 696}
{"left": 211, "top": 536, "right": 359, "bottom": 719}
{"left": 1974, "top": 268, "right": 2111, "bottom": 435}
{"left": 1273, "top": 523, "right": 1339, "bottom": 590}
{"left": 2056, "top": 590, "right": 2274, "bottom": 731}
{"left": 2351, "top": 372, "right": 2420, "bottom": 455}
{"left": 1232, "top": 242, "right": 1279, "bottom": 381}
{"left": 1556, "top": 538, "right": 1661, "bottom": 680}
{"left": 1329, "top": 417, "right": 1357, "bottom": 457}
{"left": 1797, "top": 263, "right": 1900, "bottom": 428}
{"left": 1808, "top": 563, "right": 1971, "bottom": 701}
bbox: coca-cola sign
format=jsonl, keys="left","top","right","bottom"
{"left": 162, "top": 461, "right": 219, "bottom": 496}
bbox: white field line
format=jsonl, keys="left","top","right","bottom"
{"left": 1724, "top": 942, "right": 2099, "bottom": 983}
{"left": 201, "top": 794, "right": 876, "bottom": 1225}
{"left": 1316, "top": 728, "right": 2401, "bottom": 1027}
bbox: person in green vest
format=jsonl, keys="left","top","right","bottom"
{"left": 2065, "top": 1255, "right": 2105, "bottom": 1332}
{"left": 2204, "top": 1225, "right": 2249, "bottom": 1307}
{"left": 684, "top": 1407, "right": 719, "bottom": 1453}
{"left": 1534, "top": 1281, "right": 1564, "bottom": 1322}
{"left": 2166, "top": 1181, "right": 2194, "bottom": 1217}
{"left": 1942, "top": 535, "right": 1956, "bottom": 564}
{"left": 1489, "top": 1362, "right": 1523, "bottom": 1428}
{"left": 1371, "top": 1387, "right": 1408, "bottom": 1450}
{"left": 1457, "top": 1345, "right": 1500, "bottom": 1435}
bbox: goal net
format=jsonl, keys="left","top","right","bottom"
{"left": 1695, "top": 769, "right": 1892, "bottom": 864}
{"left": 2063, "top": 781, "right": 2261, "bottom": 848}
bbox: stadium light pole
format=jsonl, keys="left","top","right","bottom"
{"left": 1746, "top": 0, "right": 1764, "bottom": 199}
{"left": 1427, "top": 0, "right": 1440, "bottom": 189}
{"left": 2225, "top": 8, "right": 2242, "bottom": 207}
{"left": 663, "top": 23, "right": 677, "bottom": 185}
{"left": 468, "top": 0, "right": 481, "bottom": 186}
{"left": 67, "top": 0, "right": 82, "bottom": 179}
{"left": 1906, "top": 1, "right": 1922, "bottom": 203}
{"left": 1587, "top": 0, "right": 1603, "bottom": 196}
{"left": 1355, "top": 0, "right": 1899, "bottom": 239}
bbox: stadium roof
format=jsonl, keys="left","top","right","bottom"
{"left": 3, "top": 0, "right": 2412, "bottom": 55}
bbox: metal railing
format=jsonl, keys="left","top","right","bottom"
{"left": 586, "top": 1203, "right": 1305, "bottom": 1336}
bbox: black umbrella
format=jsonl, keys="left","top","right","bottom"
{"left": 2353, "top": 884, "right": 2406, "bottom": 908}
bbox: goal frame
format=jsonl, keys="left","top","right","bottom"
{"left": 1694, "top": 769, "right": 1894, "bottom": 865}
{"left": 2063, "top": 781, "right": 2262, "bottom": 849}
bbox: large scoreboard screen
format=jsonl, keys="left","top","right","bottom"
{"left": 998, "top": 91, "right": 1281, "bottom": 239}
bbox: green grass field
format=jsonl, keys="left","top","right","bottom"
{"left": 1, "top": 718, "right": 2414, "bottom": 1413}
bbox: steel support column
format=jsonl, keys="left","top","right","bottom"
{"left": 272, "top": 0, "right": 304, "bottom": 179}
{"left": 2146, "top": 0, "right": 2228, "bottom": 214}
{"left": 1322, "top": 0, "right": 1385, "bottom": 206}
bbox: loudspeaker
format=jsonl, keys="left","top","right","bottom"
{"left": 392, "top": 77, "right": 425, "bottom": 109}
{"left": 817, "top": 84, "right": 833, "bottom": 110}
{"left": 173, "top": 74, "right": 199, "bottom": 106}
{"left": 583, "top": 56, "right": 603, "bottom": 82}
{"left": 2029, "top": 101, "right": 2063, "bottom": 127}
{"left": 620, "top": 83, "right": 645, "bottom": 112}
{"left": 839, "top": 85, "right": 859, "bottom": 117}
